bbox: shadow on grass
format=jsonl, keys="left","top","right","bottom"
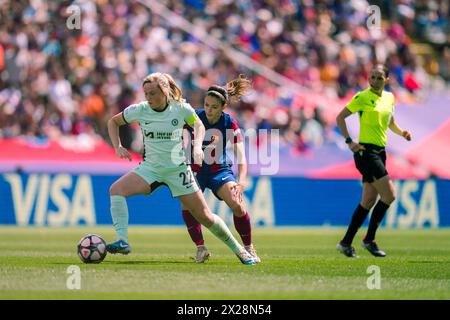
{"left": 49, "top": 260, "right": 194, "bottom": 266}
{"left": 104, "top": 260, "right": 191, "bottom": 265}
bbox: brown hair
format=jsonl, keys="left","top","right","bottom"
{"left": 142, "top": 72, "right": 184, "bottom": 102}
{"left": 206, "top": 74, "right": 252, "bottom": 105}
{"left": 373, "top": 64, "right": 390, "bottom": 78}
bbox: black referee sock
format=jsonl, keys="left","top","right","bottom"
{"left": 342, "top": 204, "right": 370, "bottom": 245}
{"left": 364, "top": 200, "right": 390, "bottom": 243}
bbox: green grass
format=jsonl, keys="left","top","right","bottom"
{"left": 1, "top": 227, "right": 449, "bottom": 299}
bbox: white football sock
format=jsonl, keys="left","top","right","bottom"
{"left": 110, "top": 195, "right": 128, "bottom": 242}
{"left": 207, "top": 214, "right": 243, "bottom": 255}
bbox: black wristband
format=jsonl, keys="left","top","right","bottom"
{"left": 345, "top": 137, "right": 353, "bottom": 144}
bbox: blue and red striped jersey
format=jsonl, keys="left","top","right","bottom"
{"left": 185, "top": 109, "right": 243, "bottom": 174}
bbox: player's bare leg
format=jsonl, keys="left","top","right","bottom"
{"left": 217, "top": 182, "right": 261, "bottom": 263}
{"left": 178, "top": 191, "right": 256, "bottom": 265}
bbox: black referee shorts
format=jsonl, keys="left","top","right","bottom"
{"left": 353, "top": 143, "right": 388, "bottom": 183}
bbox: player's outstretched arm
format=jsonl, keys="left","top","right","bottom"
{"left": 191, "top": 116, "right": 205, "bottom": 165}
{"left": 234, "top": 142, "right": 247, "bottom": 184}
{"left": 108, "top": 112, "right": 132, "bottom": 161}
{"left": 233, "top": 141, "right": 247, "bottom": 204}
{"left": 389, "top": 115, "right": 412, "bottom": 141}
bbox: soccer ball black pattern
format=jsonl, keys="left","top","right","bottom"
{"left": 77, "top": 234, "right": 107, "bottom": 264}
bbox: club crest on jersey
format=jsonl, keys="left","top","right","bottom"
{"left": 172, "top": 119, "right": 178, "bottom": 126}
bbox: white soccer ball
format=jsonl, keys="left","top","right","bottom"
{"left": 77, "top": 234, "right": 107, "bottom": 264}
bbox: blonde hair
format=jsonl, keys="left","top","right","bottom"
{"left": 142, "top": 72, "right": 184, "bottom": 102}
{"left": 207, "top": 74, "right": 252, "bottom": 105}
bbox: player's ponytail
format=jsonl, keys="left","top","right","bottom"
{"left": 206, "top": 74, "right": 251, "bottom": 106}
{"left": 163, "top": 73, "right": 184, "bottom": 103}
{"left": 225, "top": 74, "right": 251, "bottom": 101}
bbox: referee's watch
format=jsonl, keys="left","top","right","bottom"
{"left": 345, "top": 137, "right": 353, "bottom": 144}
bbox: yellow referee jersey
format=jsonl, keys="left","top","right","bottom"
{"left": 346, "top": 87, "right": 394, "bottom": 147}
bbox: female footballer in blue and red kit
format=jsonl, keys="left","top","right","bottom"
{"left": 182, "top": 75, "right": 261, "bottom": 263}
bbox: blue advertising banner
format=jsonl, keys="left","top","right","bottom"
{"left": 0, "top": 173, "right": 448, "bottom": 228}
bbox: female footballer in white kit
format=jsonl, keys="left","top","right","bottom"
{"left": 106, "top": 72, "right": 256, "bottom": 265}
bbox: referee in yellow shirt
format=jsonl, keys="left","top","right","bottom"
{"left": 335, "top": 64, "right": 412, "bottom": 258}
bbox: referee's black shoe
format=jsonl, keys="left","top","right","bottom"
{"left": 362, "top": 240, "right": 386, "bottom": 257}
{"left": 336, "top": 242, "right": 357, "bottom": 258}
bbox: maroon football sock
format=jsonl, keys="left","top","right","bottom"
{"left": 181, "top": 210, "right": 204, "bottom": 246}
{"left": 233, "top": 212, "right": 252, "bottom": 246}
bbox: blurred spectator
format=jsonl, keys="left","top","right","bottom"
{"left": 0, "top": 0, "right": 448, "bottom": 156}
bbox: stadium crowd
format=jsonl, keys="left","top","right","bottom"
{"left": 0, "top": 0, "right": 448, "bottom": 154}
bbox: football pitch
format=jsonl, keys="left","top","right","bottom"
{"left": 1, "top": 227, "right": 449, "bottom": 300}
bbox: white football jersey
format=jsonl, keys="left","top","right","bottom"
{"left": 123, "top": 100, "right": 196, "bottom": 169}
